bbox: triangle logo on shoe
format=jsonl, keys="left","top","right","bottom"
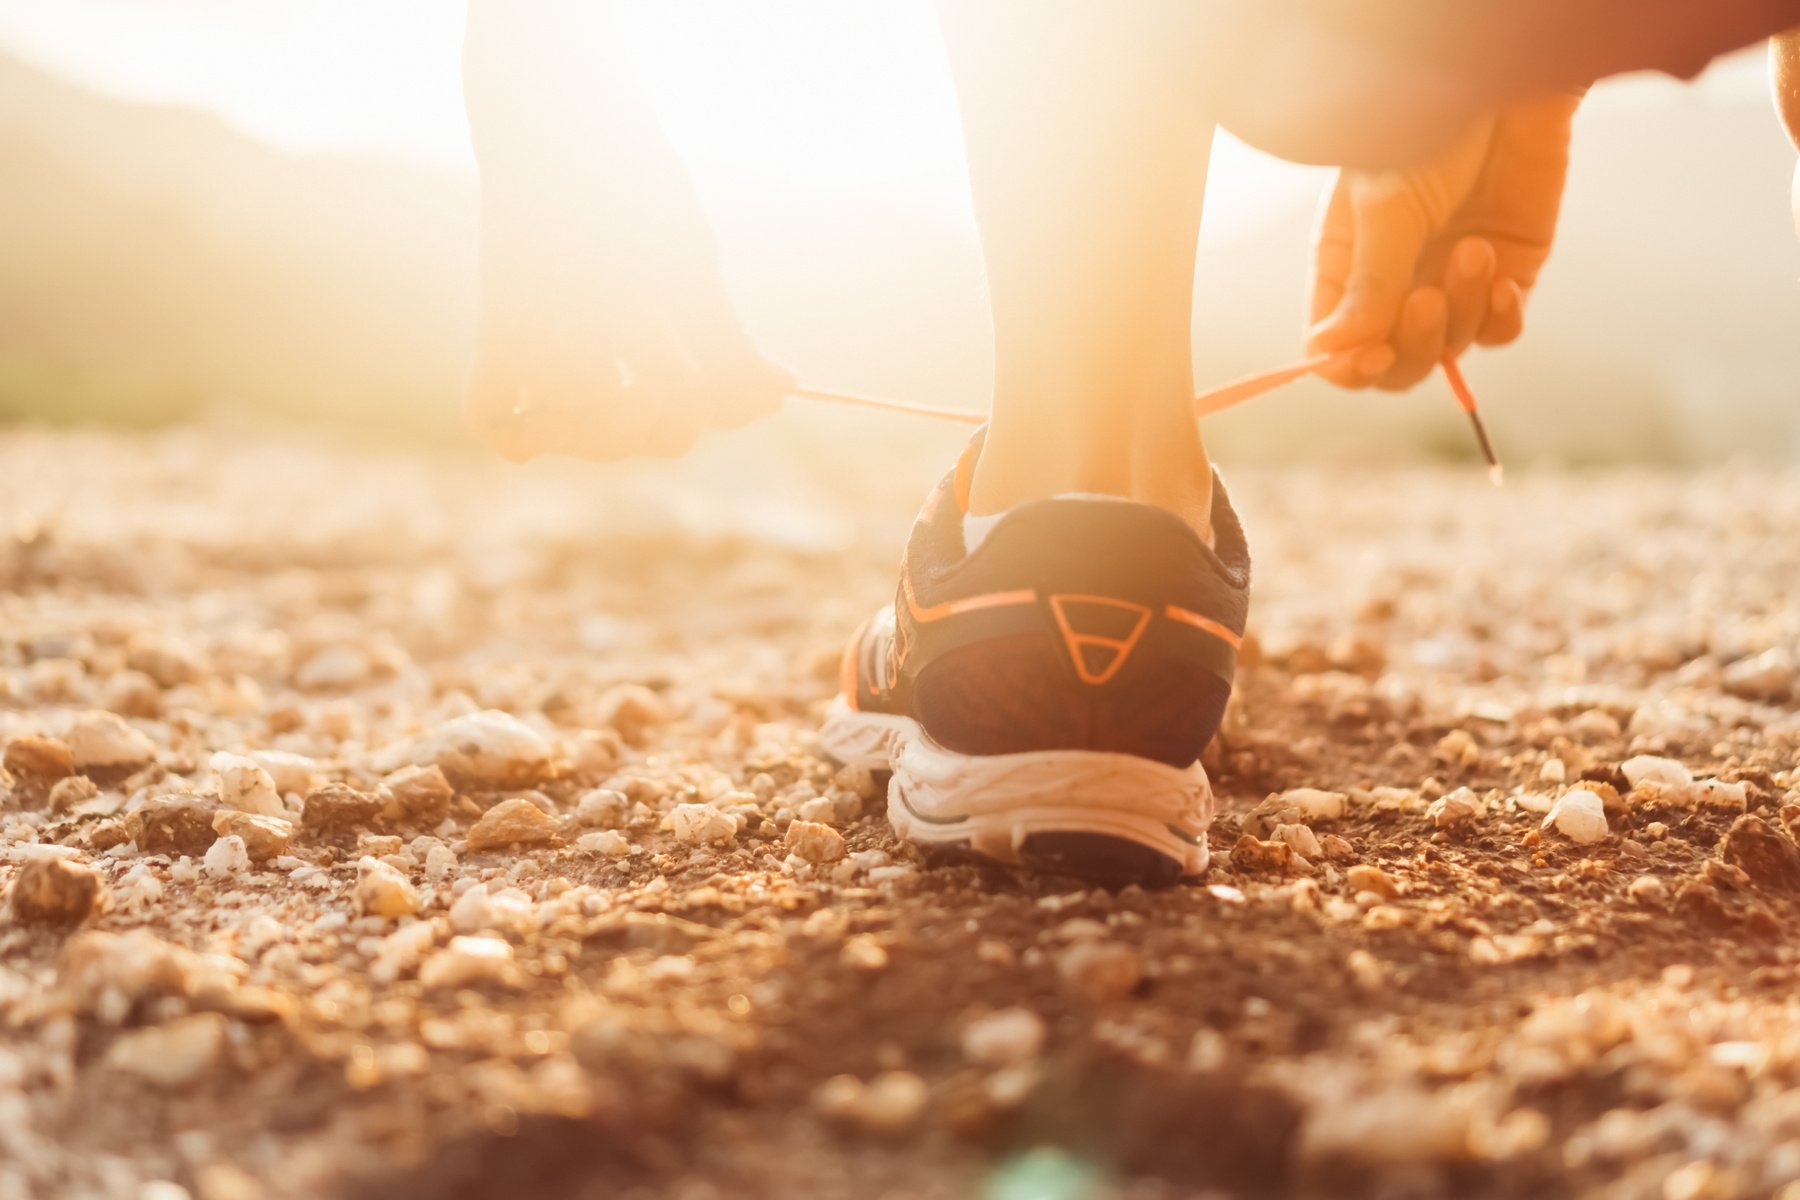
{"left": 1047, "top": 594, "right": 1152, "bottom": 686}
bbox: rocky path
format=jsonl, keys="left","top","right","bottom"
{"left": 3, "top": 427, "right": 1800, "bottom": 1200}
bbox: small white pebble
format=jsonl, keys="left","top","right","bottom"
{"left": 575, "top": 788, "right": 629, "bottom": 828}
{"left": 210, "top": 753, "right": 284, "bottom": 818}
{"left": 785, "top": 820, "right": 846, "bottom": 864}
{"left": 961, "top": 1008, "right": 1047, "bottom": 1066}
{"left": 1621, "top": 755, "right": 1693, "bottom": 791}
{"left": 1270, "top": 823, "right": 1322, "bottom": 858}
{"left": 354, "top": 856, "right": 420, "bottom": 920}
{"left": 450, "top": 882, "right": 534, "bottom": 935}
{"left": 669, "top": 803, "right": 737, "bottom": 846}
{"left": 419, "top": 935, "right": 516, "bottom": 990}
{"left": 1691, "top": 779, "right": 1748, "bottom": 813}
{"left": 1543, "top": 790, "right": 1609, "bottom": 844}
{"left": 424, "top": 843, "right": 458, "bottom": 880}
{"left": 1283, "top": 788, "right": 1347, "bottom": 822}
{"left": 576, "top": 830, "right": 632, "bottom": 858}
{"left": 201, "top": 835, "right": 250, "bottom": 879}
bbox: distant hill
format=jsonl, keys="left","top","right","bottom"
{"left": 0, "top": 52, "right": 477, "bottom": 435}
{"left": 2, "top": 51, "right": 1797, "bottom": 464}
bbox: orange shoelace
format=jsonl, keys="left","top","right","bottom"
{"left": 794, "top": 351, "right": 1502, "bottom": 485}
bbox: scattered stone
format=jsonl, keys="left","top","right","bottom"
{"left": 1435, "top": 728, "right": 1480, "bottom": 766}
{"left": 1428, "top": 789, "right": 1481, "bottom": 828}
{"left": 1719, "top": 815, "right": 1800, "bottom": 890}
{"left": 1230, "top": 835, "right": 1295, "bottom": 874}
{"left": 1256, "top": 788, "right": 1347, "bottom": 828}
{"left": 449, "top": 882, "right": 534, "bottom": 935}
{"left": 245, "top": 751, "right": 321, "bottom": 796}
{"left": 1270, "top": 823, "right": 1323, "bottom": 859}
{"left": 419, "top": 935, "right": 520, "bottom": 990}
{"left": 201, "top": 835, "right": 250, "bottom": 879}
{"left": 1627, "top": 875, "right": 1669, "bottom": 906}
{"left": 669, "top": 803, "right": 737, "bottom": 846}
{"left": 411, "top": 711, "right": 553, "bottom": 789}
{"left": 1320, "top": 834, "right": 1357, "bottom": 861}
{"left": 785, "top": 820, "right": 845, "bottom": 864}
{"left": 962, "top": 1008, "right": 1047, "bottom": 1066}
{"left": 381, "top": 764, "right": 454, "bottom": 826}
{"left": 1055, "top": 941, "right": 1142, "bottom": 1003}
{"left": 576, "top": 830, "right": 632, "bottom": 858}
{"left": 1543, "top": 790, "right": 1609, "bottom": 844}
{"left": 841, "top": 935, "right": 889, "bottom": 971}
{"left": 466, "top": 796, "right": 560, "bottom": 852}
{"left": 103, "top": 1013, "right": 228, "bottom": 1088}
{"left": 210, "top": 811, "right": 292, "bottom": 863}
{"left": 354, "top": 856, "right": 420, "bottom": 919}
{"left": 814, "top": 1071, "right": 929, "bottom": 1137}
{"left": 370, "top": 920, "right": 439, "bottom": 984}
{"left": 300, "top": 783, "right": 384, "bottom": 839}
{"left": 9, "top": 856, "right": 102, "bottom": 925}
{"left": 424, "top": 843, "right": 459, "bottom": 880}
{"left": 125, "top": 634, "right": 207, "bottom": 688}
{"left": 4, "top": 735, "right": 75, "bottom": 787}
{"left": 1722, "top": 648, "right": 1796, "bottom": 702}
{"left": 1346, "top": 864, "right": 1400, "bottom": 900}
{"left": 46, "top": 774, "right": 98, "bottom": 813}
{"left": 1345, "top": 949, "right": 1386, "bottom": 991}
{"left": 1621, "top": 756, "right": 1693, "bottom": 792}
{"left": 574, "top": 788, "right": 629, "bottom": 828}
{"left": 596, "top": 684, "right": 671, "bottom": 746}
{"left": 293, "top": 645, "right": 370, "bottom": 691}
{"left": 66, "top": 712, "right": 157, "bottom": 773}
{"left": 210, "top": 753, "right": 285, "bottom": 818}
{"left": 127, "top": 794, "right": 222, "bottom": 856}
{"left": 1692, "top": 779, "right": 1749, "bottom": 813}
{"left": 1674, "top": 880, "right": 1735, "bottom": 929}
{"left": 113, "top": 864, "right": 164, "bottom": 913}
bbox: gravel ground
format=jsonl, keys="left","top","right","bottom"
{"left": 4, "top": 426, "right": 1800, "bottom": 1200}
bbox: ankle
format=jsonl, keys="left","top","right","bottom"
{"left": 968, "top": 404, "right": 1215, "bottom": 546}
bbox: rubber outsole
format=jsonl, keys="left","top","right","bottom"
{"left": 820, "top": 697, "right": 1211, "bottom": 887}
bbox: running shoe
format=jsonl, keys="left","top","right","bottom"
{"left": 820, "top": 432, "right": 1250, "bottom": 887}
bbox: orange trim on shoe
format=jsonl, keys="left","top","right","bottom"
{"left": 1048, "top": 594, "right": 1152, "bottom": 686}
{"left": 901, "top": 570, "right": 1036, "bottom": 624}
{"left": 1164, "top": 603, "right": 1244, "bottom": 649}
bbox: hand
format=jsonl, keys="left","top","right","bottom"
{"left": 466, "top": 179, "right": 792, "bottom": 463}
{"left": 463, "top": 6, "right": 790, "bottom": 463}
{"left": 1305, "top": 92, "right": 1580, "bottom": 390}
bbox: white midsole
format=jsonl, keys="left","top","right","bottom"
{"left": 819, "top": 696, "right": 1211, "bottom": 875}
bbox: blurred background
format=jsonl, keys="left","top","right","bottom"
{"left": 2, "top": 0, "right": 1798, "bottom": 468}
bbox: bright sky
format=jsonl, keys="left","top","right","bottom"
{"left": 0, "top": 0, "right": 1329, "bottom": 232}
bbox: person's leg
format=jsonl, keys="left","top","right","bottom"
{"left": 939, "top": 2, "right": 1223, "bottom": 541}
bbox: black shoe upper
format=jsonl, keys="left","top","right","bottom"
{"left": 848, "top": 436, "right": 1251, "bottom": 770}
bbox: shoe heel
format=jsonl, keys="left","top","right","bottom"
{"left": 886, "top": 735, "right": 1211, "bottom": 886}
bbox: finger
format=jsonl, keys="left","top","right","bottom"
{"left": 1442, "top": 236, "right": 1495, "bottom": 357}
{"left": 1475, "top": 278, "right": 1525, "bottom": 347}
{"left": 1308, "top": 172, "right": 1436, "bottom": 360}
{"left": 1374, "top": 287, "right": 1448, "bottom": 391}
{"left": 1306, "top": 177, "right": 1353, "bottom": 335}
{"left": 1308, "top": 180, "right": 1394, "bottom": 388}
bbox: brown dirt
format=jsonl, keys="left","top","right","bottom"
{"left": 4, "top": 426, "right": 1800, "bottom": 1200}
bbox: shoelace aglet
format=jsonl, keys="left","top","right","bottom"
{"left": 1439, "top": 355, "right": 1504, "bottom": 485}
